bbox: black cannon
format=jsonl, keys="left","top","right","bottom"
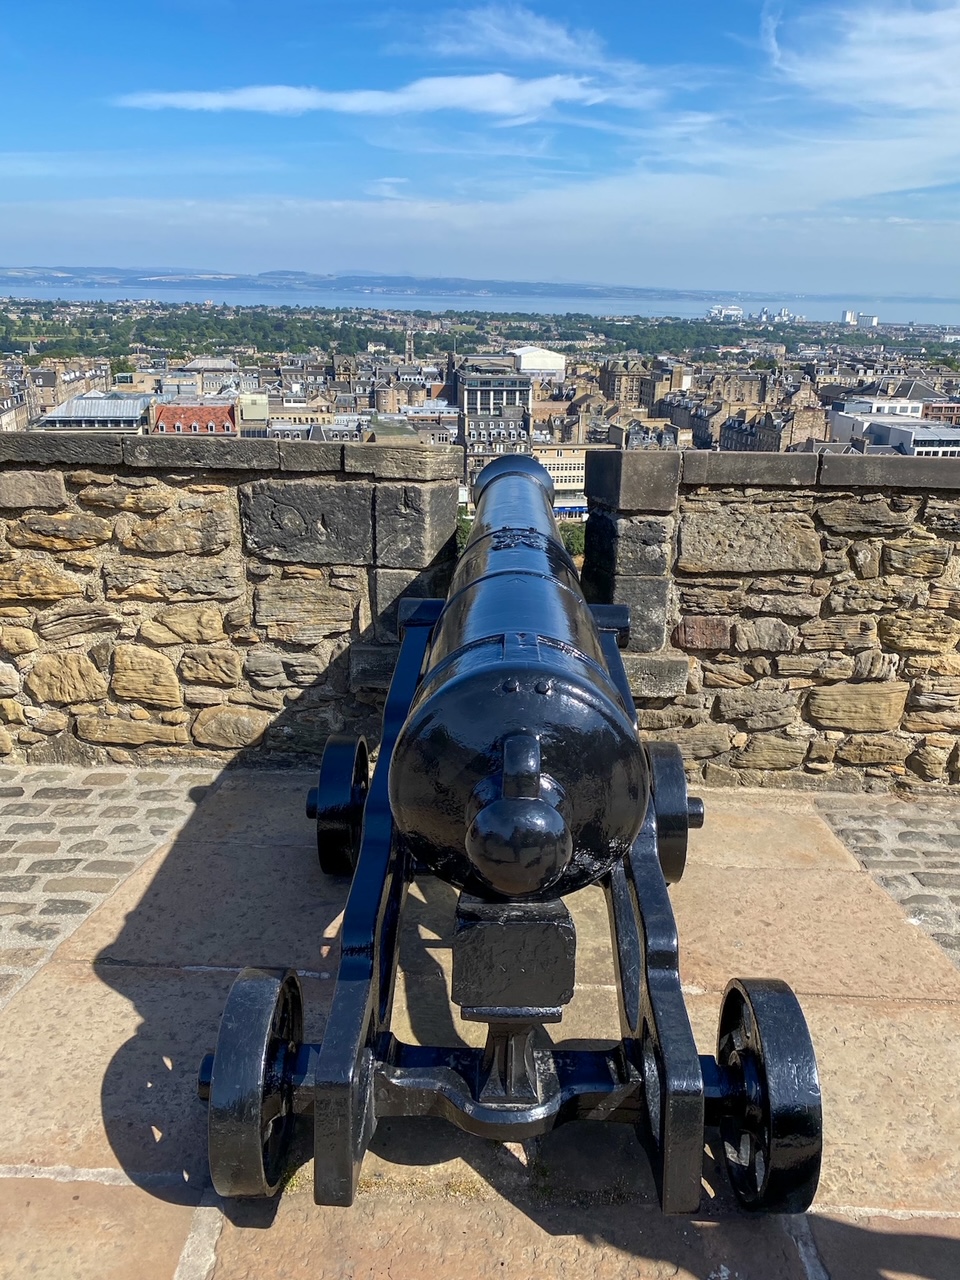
{"left": 198, "top": 455, "right": 822, "bottom": 1214}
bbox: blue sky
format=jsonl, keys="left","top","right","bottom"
{"left": 3, "top": 1, "right": 960, "bottom": 293}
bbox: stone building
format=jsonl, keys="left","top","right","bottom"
{"left": 599, "top": 358, "right": 646, "bottom": 408}
{"left": 458, "top": 404, "right": 530, "bottom": 488}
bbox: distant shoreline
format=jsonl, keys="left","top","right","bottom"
{"left": 2, "top": 267, "right": 960, "bottom": 310}
{"left": 3, "top": 270, "right": 960, "bottom": 326}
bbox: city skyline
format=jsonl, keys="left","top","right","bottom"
{"left": 3, "top": 2, "right": 960, "bottom": 294}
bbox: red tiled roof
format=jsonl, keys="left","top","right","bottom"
{"left": 153, "top": 404, "right": 236, "bottom": 432}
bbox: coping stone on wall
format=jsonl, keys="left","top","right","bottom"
{"left": 681, "top": 451, "right": 819, "bottom": 487}
{"left": 123, "top": 436, "right": 281, "bottom": 469}
{"left": 343, "top": 443, "right": 463, "bottom": 481}
{"left": 278, "top": 441, "right": 344, "bottom": 473}
{"left": 0, "top": 432, "right": 124, "bottom": 465}
{"left": 819, "top": 453, "right": 960, "bottom": 489}
{"left": 585, "top": 451, "right": 680, "bottom": 513}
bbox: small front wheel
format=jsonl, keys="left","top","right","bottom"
{"left": 205, "top": 967, "right": 304, "bottom": 1197}
{"left": 715, "top": 978, "right": 822, "bottom": 1213}
{"left": 306, "top": 735, "right": 369, "bottom": 876}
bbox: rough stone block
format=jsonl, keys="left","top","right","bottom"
{"left": 882, "top": 538, "right": 952, "bottom": 578}
{"left": 192, "top": 705, "right": 271, "bottom": 748}
{"left": 827, "top": 580, "right": 922, "bottom": 614}
{"left": 0, "top": 434, "right": 123, "bottom": 466}
{"left": 350, "top": 644, "right": 397, "bottom": 691}
{"left": 0, "top": 470, "right": 67, "bottom": 510}
{"left": 677, "top": 511, "right": 822, "bottom": 573}
{"left": 343, "top": 443, "right": 463, "bottom": 481}
{"left": 0, "top": 557, "right": 83, "bottom": 604}
{"left": 102, "top": 562, "right": 245, "bottom": 602}
{"left": 716, "top": 689, "right": 797, "bottom": 722}
{"left": 584, "top": 512, "right": 672, "bottom": 578}
{"left": 372, "top": 566, "right": 451, "bottom": 642}
{"left": 375, "top": 481, "right": 458, "bottom": 569}
{"left": 817, "top": 496, "right": 919, "bottom": 535}
{"left": 178, "top": 647, "right": 242, "bottom": 686}
{"left": 732, "top": 618, "right": 795, "bottom": 653}
{"left": 123, "top": 436, "right": 279, "bottom": 469}
{"left": 138, "top": 605, "right": 225, "bottom": 645}
{"left": 277, "top": 441, "right": 343, "bottom": 473}
{"left": 656, "top": 723, "right": 733, "bottom": 759}
{"left": 924, "top": 497, "right": 960, "bottom": 535}
{"left": 878, "top": 612, "right": 960, "bottom": 654}
{"left": 585, "top": 451, "right": 680, "bottom": 514}
{"left": 240, "top": 478, "right": 373, "bottom": 564}
{"left": 111, "top": 645, "right": 182, "bottom": 709}
{"left": 799, "top": 616, "right": 878, "bottom": 652}
{"left": 254, "top": 577, "right": 357, "bottom": 642}
{"left": 622, "top": 651, "right": 690, "bottom": 698}
{"left": 25, "top": 654, "right": 108, "bottom": 705}
{"left": 734, "top": 733, "right": 808, "bottom": 769}
{"left": 806, "top": 682, "right": 909, "bottom": 731}
{"left": 6, "top": 511, "right": 112, "bottom": 551}
{"left": 607, "top": 576, "right": 670, "bottom": 652}
{"left": 77, "top": 482, "right": 175, "bottom": 514}
{"left": 836, "top": 734, "right": 913, "bottom": 766}
{"left": 115, "top": 499, "right": 233, "bottom": 556}
{"left": 681, "top": 451, "right": 818, "bottom": 487}
{"left": 676, "top": 615, "right": 731, "bottom": 651}
{"left": 75, "top": 716, "right": 187, "bottom": 746}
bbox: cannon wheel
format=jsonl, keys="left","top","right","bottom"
{"left": 716, "top": 978, "right": 822, "bottom": 1213}
{"left": 306, "top": 735, "right": 369, "bottom": 877}
{"left": 207, "top": 967, "right": 304, "bottom": 1198}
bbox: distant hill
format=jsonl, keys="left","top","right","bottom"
{"left": 0, "top": 265, "right": 732, "bottom": 302}
{"left": 1, "top": 266, "right": 956, "bottom": 309}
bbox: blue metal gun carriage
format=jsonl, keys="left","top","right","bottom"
{"left": 198, "top": 456, "right": 822, "bottom": 1215}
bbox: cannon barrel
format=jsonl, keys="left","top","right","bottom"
{"left": 388, "top": 455, "right": 650, "bottom": 900}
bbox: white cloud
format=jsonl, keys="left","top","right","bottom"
{"left": 118, "top": 72, "right": 606, "bottom": 118}
{"left": 431, "top": 4, "right": 609, "bottom": 69}
{"left": 772, "top": 0, "right": 960, "bottom": 113}
{"left": 428, "top": 5, "right": 661, "bottom": 107}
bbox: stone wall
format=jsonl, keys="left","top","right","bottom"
{"left": 584, "top": 451, "right": 960, "bottom": 790}
{"left": 0, "top": 435, "right": 459, "bottom": 765}
{"left": 8, "top": 435, "right": 960, "bottom": 791}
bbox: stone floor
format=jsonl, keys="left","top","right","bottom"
{"left": 1, "top": 768, "right": 959, "bottom": 1279}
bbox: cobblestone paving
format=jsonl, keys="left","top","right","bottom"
{"left": 817, "top": 794, "right": 960, "bottom": 967}
{"left": 0, "top": 765, "right": 218, "bottom": 1009}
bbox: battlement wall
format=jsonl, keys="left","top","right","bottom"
{"left": 0, "top": 435, "right": 459, "bottom": 765}
{"left": 585, "top": 451, "right": 960, "bottom": 789}
{"left": 5, "top": 435, "right": 959, "bottom": 789}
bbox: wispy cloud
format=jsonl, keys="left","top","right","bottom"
{"left": 428, "top": 4, "right": 662, "bottom": 107}
{"left": 770, "top": 0, "right": 960, "bottom": 113}
{"left": 118, "top": 72, "right": 606, "bottom": 119}
{"left": 430, "top": 4, "right": 610, "bottom": 69}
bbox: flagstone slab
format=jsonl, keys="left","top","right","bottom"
{"left": 671, "top": 864, "right": 960, "bottom": 999}
{"left": 52, "top": 839, "right": 343, "bottom": 972}
{"left": 809, "top": 1211, "right": 960, "bottom": 1279}
{"left": 0, "top": 1179, "right": 194, "bottom": 1280}
{"left": 213, "top": 1187, "right": 807, "bottom": 1280}
{"left": 689, "top": 792, "right": 860, "bottom": 871}
{"left": 0, "top": 961, "right": 330, "bottom": 1187}
{"left": 800, "top": 996, "right": 960, "bottom": 1212}
{"left": 184, "top": 770, "right": 319, "bottom": 847}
